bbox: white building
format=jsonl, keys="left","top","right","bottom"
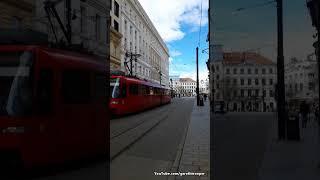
{"left": 34, "top": 0, "right": 109, "bottom": 57}
{"left": 180, "top": 78, "right": 197, "bottom": 97}
{"left": 119, "top": 0, "right": 170, "bottom": 87}
{"left": 285, "top": 54, "right": 318, "bottom": 102}
{"left": 200, "top": 79, "right": 209, "bottom": 94}
{"left": 209, "top": 46, "right": 277, "bottom": 112}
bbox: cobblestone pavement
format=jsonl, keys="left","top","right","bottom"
{"left": 176, "top": 100, "right": 210, "bottom": 180}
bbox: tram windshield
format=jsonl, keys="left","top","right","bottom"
{"left": 110, "top": 77, "right": 121, "bottom": 98}
{"left": 0, "top": 51, "right": 34, "bottom": 116}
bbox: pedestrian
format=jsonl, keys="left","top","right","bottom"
{"left": 300, "top": 101, "right": 309, "bottom": 128}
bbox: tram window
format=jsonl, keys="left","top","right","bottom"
{"left": 93, "top": 74, "right": 107, "bottom": 103}
{"left": 61, "top": 70, "right": 91, "bottom": 103}
{"left": 37, "top": 69, "right": 53, "bottom": 115}
{"left": 121, "top": 83, "right": 127, "bottom": 97}
{"left": 139, "top": 85, "right": 146, "bottom": 95}
{"left": 146, "top": 86, "right": 150, "bottom": 95}
{"left": 129, "top": 84, "right": 138, "bottom": 95}
{"left": 149, "top": 87, "right": 154, "bottom": 95}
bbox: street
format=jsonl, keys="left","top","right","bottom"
{"left": 6, "top": 98, "right": 194, "bottom": 180}
{"left": 212, "top": 112, "right": 275, "bottom": 180}
{"left": 111, "top": 97, "right": 194, "bottom": 180}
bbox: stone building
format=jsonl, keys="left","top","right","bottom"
{"left": 285, "top": 54, "right": 318, "bottom": 101}
{"left": 209, "top": 46, "right": 277, "bottom": 112}
{"left": 118, "top": 0, "right": 170, "bottom": 87}
{"left": 34, "top": 0, "right": 109, "bottom": 57}
{"left": 0, "top": 0, "right": 35, "bottom": 29}
{"left": 180, "top": 78, "right": 196, "bottom": 97}
{"left": 110, "top": 0, "right": 122, "bottom": 70}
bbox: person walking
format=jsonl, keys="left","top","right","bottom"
{"left": 300, "top": 101, "right": 309, "bottom": 128}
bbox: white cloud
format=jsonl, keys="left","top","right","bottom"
{"left": 170, "top": 50, "right": 182, "bottom": 57}
{"left": 138, "top": 0, "right": 209, "bottom": 42}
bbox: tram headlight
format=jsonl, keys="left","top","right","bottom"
{"left": 110, "top": 100, "right": 119, "bottom": 105}
{"left": 2, "top": 127, "right": 25, "bottom": 134}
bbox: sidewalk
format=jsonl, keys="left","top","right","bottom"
{"left": 175, "top": 100, "right": 210, "bottom": 180}
{"left": 258, "top": 113, "right": 320, "bottom": 180}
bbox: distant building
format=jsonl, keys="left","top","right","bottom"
{"left": 285, "top": 54, "right": 318, "bottom": 102}
{"left": 180, "top": 78, "right": 197, "bottom": 97}
{"left": 200, "top": 79, "right": 209, "bottom": 94}
{"left": 209, "top": 46, "right": 277, "bottom": 112}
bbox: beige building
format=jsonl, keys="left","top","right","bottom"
{"left": 119, "top": 0, "right": 170, "bottom": 87}
{"left": 110, "top": 0, "right": 122, "bottom": 70}
{"left": 209, "top": 46, "right": 277, "bottom": 112}
{"left": 0, "top": 0, "right": 35, "bottom": 29}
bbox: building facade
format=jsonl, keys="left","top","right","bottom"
{"left": 110, "top": 0, "right": 122, "bottom": 70}
{"left": 180, "top": 78, "right": 196, "bottom": 97}
{"left": 0, "top": 0, "right": 35, "bottom": 29}
{"left": 34, "top": 0, "right": 109, "bottom": 57}
{"left": 211, "top": 48, "right": 277, "bottom": 112}
{"left": 200, "top": 79, "right": 209, "bottom": 94}
{"left": 119, "top": 0, "right": 170, "bottom": 87}
{"left": 285, "top": 54, "right": 318, "bottom": 101}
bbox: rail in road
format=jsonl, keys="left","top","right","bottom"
{"left": 110, "top": 100, "right": 178, "bottom": 161}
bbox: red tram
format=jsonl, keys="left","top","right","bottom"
{"left": 109, "top": 75, "right": 171, "bottom": 116}
{"left": 0, "top": 45, "right": 108, "bottom": 171}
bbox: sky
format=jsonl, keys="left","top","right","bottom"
{"left": 139, "top": 0, "right": 210, "bottom": 81}
{"left": 138, "top": 0, "right": 317, "bottom": 81}
{"left": 212, "top": 0, "right": 316, "bottom": 63}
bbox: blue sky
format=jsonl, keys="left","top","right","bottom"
{"left": 212, "top": 0, "right": 316, "bottom": 62}
{"left": 139, "top": 0, "right": 316, "bottom": 81}
{"left": 139, "top": 0, "right": 209, "bottom": 81}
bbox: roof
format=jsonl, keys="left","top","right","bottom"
{"left": 180, "top": 78, "right": 196, "bottom": 82}
{"left": 223, "top": 52, "right": 275, "bottom": 65}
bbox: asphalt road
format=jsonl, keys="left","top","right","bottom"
{"left": 212, "top": 112, "right": 275, "bottom": 180}
{"left": 111, "top": 97, "right": 194, "bottom": 180}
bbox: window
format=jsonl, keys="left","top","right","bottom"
{"left": 269, "top": 68, "right": 273, "bottom": 74}
{"left": 269, "top": 79, "right": 273, "bottom": 85}
{"left": 129, "top": 84, "right": 138, "bottom": 95}
{"left": 255, "top": 78, "right": 259, "bottom": 85}
{"left": 233, "top": 68, "right": 237, "bottom": 74}
{"left": 309, "top": 82, "right": 315, "bottom": 91}
{"left": 95, "top": 14, "right": 101, "bottom": 40}
{"left": 114, "top": 20, "right": 119, "bottom": 31}
{"left": 114, "top": 1, "right": 119, "bottom": 17}
{"left": 37, "top": 69, "right": 53, "bottom": 115}
{"left": 240, "top": 68, "right": 244, "bottom": 74}
{"left": 262, "top": 68, "right": 266, "bottom": 74}
{"left": 270, "top": 90, "right": 274, "bottom": 97}
{"left": 255, "top": 68, "right": 258, "bottom": 74}
{"left": 263, "top": 90, "right": 266, "bottom": 97}
{"left": 248, "top": 68, "right": 251, "bottom": 74}
{"left": 61, "top": 70, "right": 91, "bottom": 103}
{"left": 80, "top": 6, "right": 86, "bottom": 33}
{"left": 248, "top": 79, "right": 251, "bottom": 85}
{"left": 255, "top": 89, "right": 259, "bottom": 96}
{"left": 241, "top": 79, "right": 244, "bottom": 85}
{"left": 248, "top": 89, "right": 252, "bottom": 97}
{"left": 233, "top": 79, "right": 237, "bottom": 84}
{"left": 216, "top": 83, "right": 219, "bottom": 89}
{"left": 241, "top": 89, "right": 244, "bottom": 97}
{"left": 216, "top": 75, "right": 219, "bottom": 80}
{"left": 300, "top": 83, "right": 303, "bottom": 91}
{"left": 295, "top": 83, "right": 298, "bottom": 92}
{"left": 262, "top": 79, "right": 266, "bottom": 85}
{"left": 226, "top": 68, "right": 230, "bottom": 74}
{"left": 234, "top": 91, "right": 237, "bottom": 97}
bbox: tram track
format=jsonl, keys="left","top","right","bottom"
{"left": 110, "top": 104, "right": 171, "bottom": 140}
{"left": 110, "top": 100, "right": 179, "bottom": 161}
